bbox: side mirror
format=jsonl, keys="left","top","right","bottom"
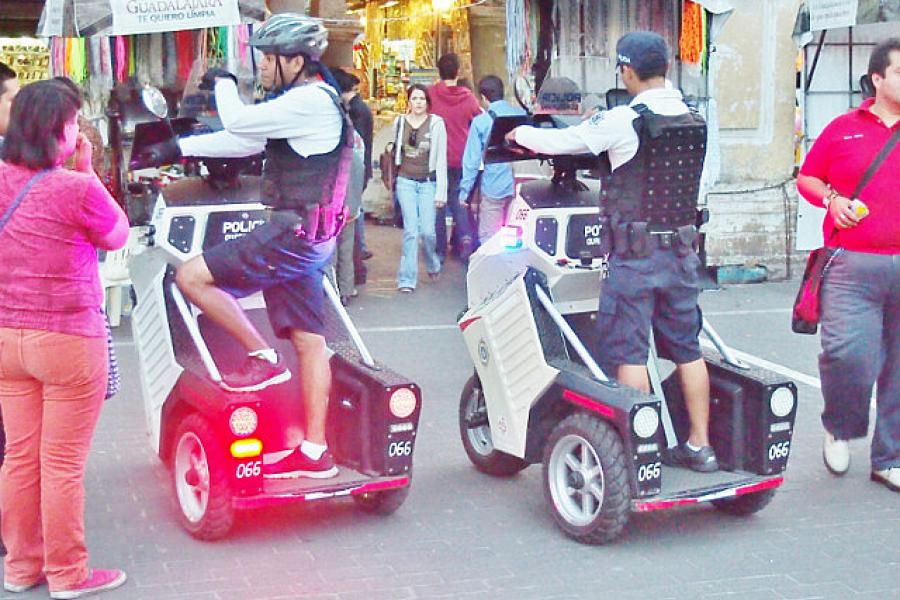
{"left": 514, "top": 75, "right": 535, "bottom": 113}
{"left": 141, "top": 86, "right": 169, "bottom": 119}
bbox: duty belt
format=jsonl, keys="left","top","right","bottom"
{"left": 264, "top": 206, "right": 346, "bottom": 243}
{"left": 611, "top": 222, "right": 698, "bottom": 259}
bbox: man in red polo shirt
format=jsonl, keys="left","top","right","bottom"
{"left": 797, "top": 37, "right": 900, "bottom": 493}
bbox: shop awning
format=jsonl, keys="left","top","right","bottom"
{"left": 37, "top": 0, "right": 265, "bottom": 38}
{"left": 793, "top": 0, "right": 900, "bottom": 46}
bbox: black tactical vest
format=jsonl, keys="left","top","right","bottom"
{"left": 598, "top": 104, "right": 707, "bottom": 231}
{"left": 261, "top": 85, "right": 351, "bottom": 211}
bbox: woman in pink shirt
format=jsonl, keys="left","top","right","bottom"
{"left": 0, "top": 79, "right": 129, "bottom": 598}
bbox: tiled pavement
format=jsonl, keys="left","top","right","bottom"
{"left": 2, "top": 223, "right": 897, "bottom": 600}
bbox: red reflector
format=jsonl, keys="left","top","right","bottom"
{"left": 459, "top": 316, "right": 481, "bottom": 332}
{"left": 351, "top": 477, "right": 410, "bottom": 495}
{"left": 633, "top": 498, "right": 698, "bottom": 513}
{"left": 563, "top": 389, "right": 616, "bottom": 419}
{"left": 735, "top": 476, "right": 783, "bottom": 495}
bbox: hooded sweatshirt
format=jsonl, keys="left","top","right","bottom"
{"left": 428, "top": 80, "right": 482, "bottom": 168}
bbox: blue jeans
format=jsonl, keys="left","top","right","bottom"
{"left": 395, "top": 177, "right": 441, "bottom": 289}
{"left": 819, "top": 250, "right": 900, "bottom": 470}
{"left": 435, "top": 167, "right": 473, "bottom": 258}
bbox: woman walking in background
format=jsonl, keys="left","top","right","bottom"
{"left": 390, "top": 84, "right": 447, "bottom": 293}
{"left": 0, "top": 79, "right": 130, "bottom": 598}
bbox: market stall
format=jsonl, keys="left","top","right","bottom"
{"left": 36, "top": 0, "right": 264, "bottom": 113}
{"left": 503, "top": 0, "right": 733, "bottom": 196}
{"left": 32, "top": 0, "right": 265, "bottom": 196}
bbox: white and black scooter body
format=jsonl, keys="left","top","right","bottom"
{"left": 457, "top": 115, "right": 798, "bottom": 545}
{"left": 124, "top": 119, "right": 420, "bottom": 541}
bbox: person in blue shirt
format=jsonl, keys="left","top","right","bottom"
{"left": 458, "top": 75, "right": 526, "bottom": 244}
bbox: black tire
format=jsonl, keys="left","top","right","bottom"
{"left": 542, "top": 412, "right": 630, "bottom": 545}
{"left": 458, "top": 375, "right": 529, "bottom": 477}
{"left": 171, "top": 413, "right": 235, "bottom": 540}
{"left": 353, "top": 486, "right": 411, "bottom": 515}
{"left": 712, "top": 489, "right": 776, "bottom": 516}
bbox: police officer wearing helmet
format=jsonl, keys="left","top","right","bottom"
{"left": 176, "top": 14, "right": 353, "bottom": 479}
{"left": 507, "top": 32, "right": 718, "bottom": 472}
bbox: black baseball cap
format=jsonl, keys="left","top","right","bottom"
{"left": 615, "top": 31, "right": 670, "bottom": 74}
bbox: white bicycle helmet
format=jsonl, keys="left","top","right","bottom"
{"left": 249, "top": 13, "right": 329, "bottom": 60}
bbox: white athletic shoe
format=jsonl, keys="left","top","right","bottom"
{"left": 823, "top": 432, "right": 850, "bottom": 476}
{"left": 871, "top": 468, "right": 900, "bottom": 492}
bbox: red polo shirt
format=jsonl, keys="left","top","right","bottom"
{"left": 799, "top": 97, "right": 899, "bottom": 254}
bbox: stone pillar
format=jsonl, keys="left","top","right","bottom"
{"left": 467, "top": 3, "right": 508, "bottom": 94}
{"left": 310, "top": 0, "right": 363, "bottom": 68}
{"left": 268, "top": 0, "right": 308, "bottom": 14}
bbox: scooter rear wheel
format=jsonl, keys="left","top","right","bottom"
{"left": 353, "top": 486, "right": 411, "bottom": 515}
{"left": 172, "top": 413, "right": 235, "bottom": 540}
{"left": 458, "top": 375, "right": 529, "bottom": 477}
{"left": 543, "top": 412, "right": 630, "bottom": 544}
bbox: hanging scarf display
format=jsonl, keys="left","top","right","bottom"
{"left": 148, "top": 33, "right": 164, "bottom": 87}
{"left": 236, "top": 24, "right": 250, "bottom": 69}
{"left": 114, "top": 36, "right": 127, "bottom": 82}
{"left": 163, "top": 33, "right": 178, "bottom": 87}
{"left": 680, "top": 0, "right": 706, "bottom": 66}
{"left": 175, "top": 30, "right": 194, "bottom": 83}
{"left": 43, "top": 21, "right": 251, "bottom": 102}
{"left": 635, "top": 0, "right": 677, "bottom": 50}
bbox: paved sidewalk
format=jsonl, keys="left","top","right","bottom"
{"left": 2, "top": 223, "right": 897, "bottom": 600}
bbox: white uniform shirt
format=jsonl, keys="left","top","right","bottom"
{"left": 178, "top": 78, "right": 342, "bottom": 159}
{"left": 514, "top": 87, "right": 689, "bottom": 171}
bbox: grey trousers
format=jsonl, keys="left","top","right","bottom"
{"left": 331, "top": 219, "right": 357, "bottom": 298}
{"left": 819, "top": 250, "right": 900, "bottom": 470}
{"left": 477, "top": 195, "right": 513, "bottom": 244}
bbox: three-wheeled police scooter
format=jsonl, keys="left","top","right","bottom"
{"left": 109, "top": 84, "right": 421, "bottom": 540}
{"left": 457, "top": 83, "right": 798, "bottom": 544}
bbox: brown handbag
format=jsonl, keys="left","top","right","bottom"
{"left": 380, "top": 141, "right": 397, "bottom": 191}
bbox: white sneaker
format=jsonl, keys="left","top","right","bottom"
{"left": 871, "top": 468, "right": 900, "bottom": 492}
{"left": 823, "top": 432, "right": 849, "bottom": 475}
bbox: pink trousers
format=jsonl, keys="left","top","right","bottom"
{"left": 0, "top": 327, "right": 106, "bottom": 590}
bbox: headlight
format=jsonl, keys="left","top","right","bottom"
{"left": 389, "top": 388, "right": 417, "bottom": 419}
{"left": 229, "top": 406, "right": 258, "bottom": 436}
{"left": 769, "top": 387, "right": 795, "bottom": 418}
{"left": 633, "top": 406, "right": 660, "bottom": 439}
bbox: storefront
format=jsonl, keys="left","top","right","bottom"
{"left": 345, "top": 0, "right": 476, "bottom": 114}
{"left": 0, "top": 37, "right": 51, "bottom": 84}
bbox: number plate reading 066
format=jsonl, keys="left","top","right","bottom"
{"left": 235, "top": 460, "right": 262, "bottom": 479}
{"left": 387, "top": 439, "right": 413, "bottom": 458}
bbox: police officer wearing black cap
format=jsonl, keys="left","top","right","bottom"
{"left": 507, "top": 31, "right": 717, "bottom": 472}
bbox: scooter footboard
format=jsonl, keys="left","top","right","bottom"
{"left": 663, "top": 350, "right": 798, "bottom": 475}
{"left": 328, "top": 355, "right": 422, "bottom": 478}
